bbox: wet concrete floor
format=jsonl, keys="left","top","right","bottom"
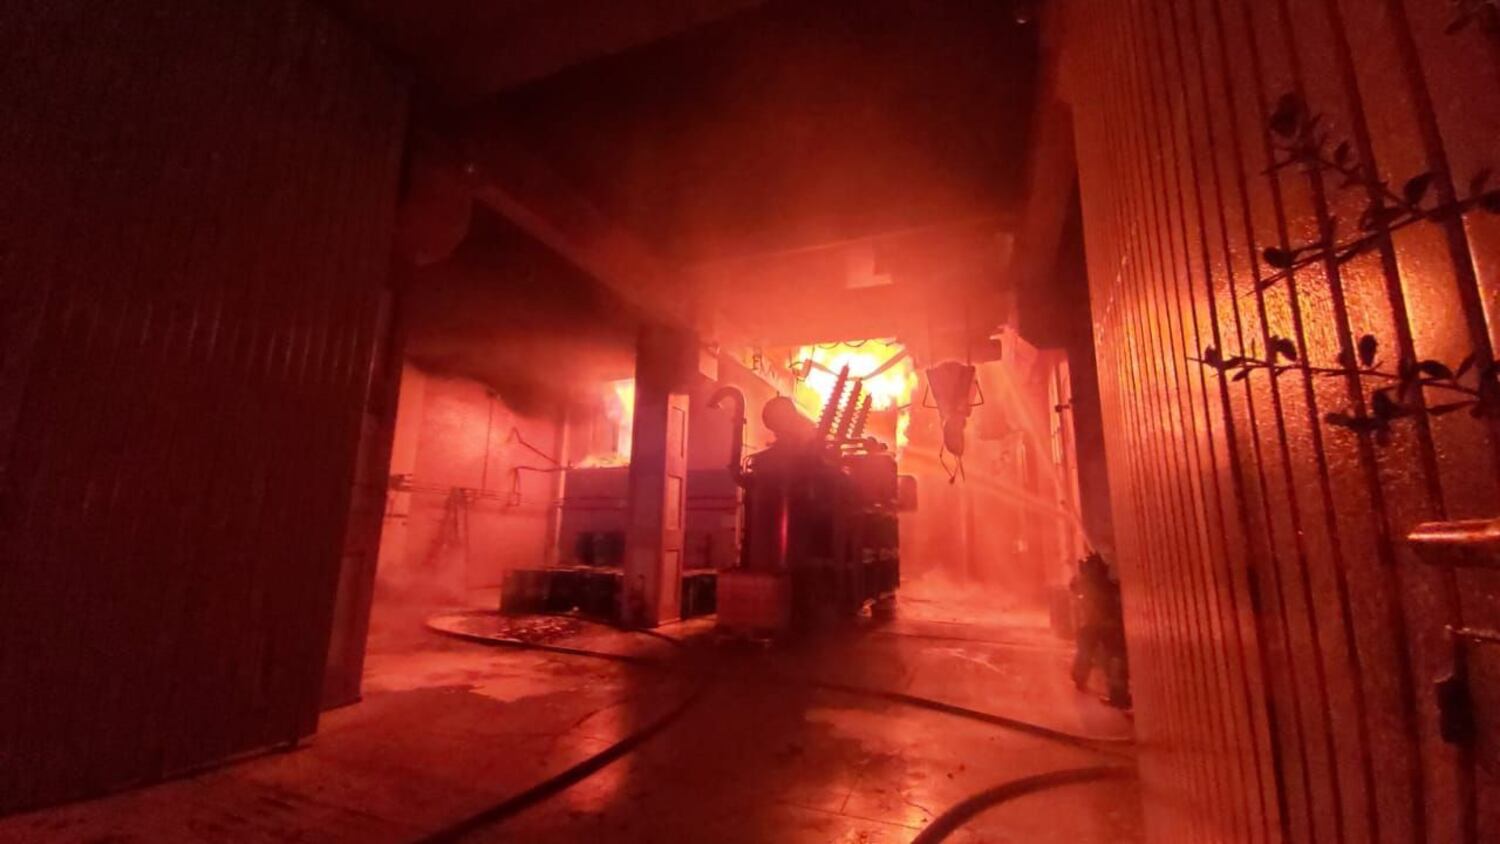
{"left": 0, "top": 591, "right": 1144, "bottom": 843}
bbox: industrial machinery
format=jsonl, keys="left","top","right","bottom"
{"left": 716, "top": 366, "right": 911, "bottom": 635}
{"left": 500, "top": 464, "right": 727, "bottom": 621}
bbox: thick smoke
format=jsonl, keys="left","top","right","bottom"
{"left": 403, "top": 206, "right": 639, "bottom": 415}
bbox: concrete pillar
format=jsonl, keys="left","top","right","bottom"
{"left": 622, "top": 325, "right": 711, "bottom": 627}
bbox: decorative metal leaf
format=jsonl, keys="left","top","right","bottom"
{"left": 1417, "top": 360, "right": 1454, "bottom": 379}
{"left": 1269, "top": 94, "right": 1304, "bottom": 138}
{"left": 1374, "top": 392, "right": 1403, "bottom": 422}
{"left": 1428, "top": 401, "right": 1474, "bottom": 416}
{"left": 1358, "top": 334, "right": 1378, "bottom": 367}
{"left": 1404, "top": 173, "right": 1435, "bottom": 206}
{"left": 1456, "top": 352, "right": 1477, "bottom": 379}
{"left": 1271, "top": 336, "right": 1299, "bottom": 362}
{"left": 1358, "top": 203, "right": 1405, "bottom": 231}
{"left": 1263, "top": 247, "right": 1295, "bottom": 269}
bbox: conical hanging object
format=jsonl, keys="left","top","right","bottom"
{"left": 926, "top": 361, "right": 977, "bottom": 457}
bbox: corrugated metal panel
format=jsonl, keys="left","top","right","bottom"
{"left": 322, "top": 288, "right": 402, "bottom": 710}
{"left": 0, "top": 0, "right": 407, "bottom": 813}
{"left": 1062, "top": 0, "right": 1500, "bottom": 841}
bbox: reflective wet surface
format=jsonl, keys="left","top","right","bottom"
{"left": 0, "top": 587, "right": 1143, "bottom": 843}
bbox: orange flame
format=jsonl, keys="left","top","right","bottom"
{"left": 793, "top": 340, "right": 916, "bottom": 450}
{"left": 578, "top": 378, "right": 635, "bottom": 468}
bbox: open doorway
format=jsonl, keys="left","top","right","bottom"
{"left": 319, "top": 200, "right": 1112, "bottom": 712}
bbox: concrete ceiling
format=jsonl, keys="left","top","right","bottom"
{"left": 693, "top": 217, "right": 1013, "bottom": 349}
{"left": 344, "top": 0, "right": 1044, "bottom": 352}
{"left": 324, "top": 0, "right": 768, "bottom": 101}
{"left": 476, "top": 0, "right": 1040, "bottom": 263}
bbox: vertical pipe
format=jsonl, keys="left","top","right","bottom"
{"left": 547, "top": 405, "right": 570, "bottom": 567}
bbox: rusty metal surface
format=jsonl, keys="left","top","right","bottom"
{"left": 0, "top": 0, "right": 407, "bottom": 814}
{"left": 1062, "top": 0, "right": 1500, "bottom": 840}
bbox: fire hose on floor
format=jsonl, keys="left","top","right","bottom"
{"left": 415, "top": 679, "right": 711, "bottom": 844}
{"left": 908, "top": 765, "right": 1135, "bottom": 844}
{"left": 419, "top": 612, "right": 1136, "bottom": 842}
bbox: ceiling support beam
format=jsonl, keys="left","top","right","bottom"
{"left": 1006, "top": 6, "right": 1079, "bottom": 319}
{"left": 420, "top": 126, "right": 694, "bottom": 329}
{"left": 324, "top": 0, "right": 768, "bottom": 100}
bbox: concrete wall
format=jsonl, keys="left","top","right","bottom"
{"left": 375, "top": 364, "right": 561, "bottom": 610}
{"left": 0, "top": 0, "right": 407, "bottom": 813}
{"left": 1062, "top": 0, "right": 1500, "bottom": 840}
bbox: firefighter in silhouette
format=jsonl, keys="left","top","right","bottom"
{"left": 1070, "top": 551, "right": 1131, "bottom": 709}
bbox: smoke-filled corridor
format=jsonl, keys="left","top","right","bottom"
{"left": 5, "top": 1, "right": 1500, "bottom": 842}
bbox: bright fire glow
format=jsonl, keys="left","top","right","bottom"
{"left": 793, "top": 339, "right": 916, "bottom": 449}
{"left": 578, "top": 378, "right": 635, "bottom": 467}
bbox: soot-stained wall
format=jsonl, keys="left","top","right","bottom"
{"left": 0, "top": 0, "right": 407, "bottom": 813}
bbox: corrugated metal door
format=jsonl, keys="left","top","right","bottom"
{"left": 0, "top": 0, "right": 407, "bottom": 813}
{"left": 1062, "top": 0, "right": 1500, "bottom": 840}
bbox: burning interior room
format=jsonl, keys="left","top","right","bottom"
{"left": 6, "top": 0, "right": 1500, "bottom": 842}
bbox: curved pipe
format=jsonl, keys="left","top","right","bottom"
{"left": 708, "top": 385, "right": 748, "bottom": 484}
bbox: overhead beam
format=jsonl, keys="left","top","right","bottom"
{"left": 690, "top": 216, "right": 1012, "bottom": 348}
{"left": 1005, "top": 6, "right": 1079, "bottom": 318}
{"left": 685, "top": 215, "right": 1015, "bottom": 273}
{"left": 326, "top": 0, "right": 768, "bottom": 100}
{"left": 421, "top": 125, "right": 693, "bottom": 328}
